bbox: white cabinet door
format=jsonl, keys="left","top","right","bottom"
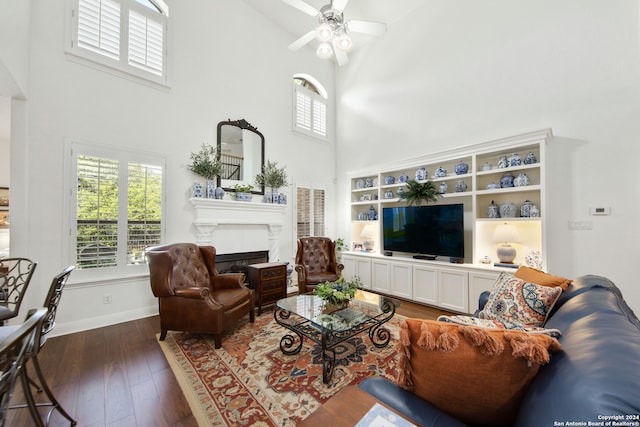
{"left": 438, "top": 268, "right": 469, "bottom": 313}
{"left": 412, "top": 265, "right": 438, "bottom": 305}
{"left": 341, "top": 255, "right": 373, "bottom": 290}
{"left": 371, "top": 259, "right": 391, "bottom": 293}
{"left": 355, "top": 258, "right": 372, "bottom": 290}
{"left": 390, "top": 261, "right": 412, "bottom": 299}
{"left": 342, "top": 255, "right": 356, "bottom": 280}
{"left": 468, "top": 270, "right": 500, "bottom": 313}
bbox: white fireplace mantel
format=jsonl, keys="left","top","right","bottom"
{"left": 189, "top": 198, "right": 286, "bottom": 261}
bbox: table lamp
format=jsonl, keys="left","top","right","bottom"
{"left": 360, "top": 224, "right": 377, "bottom": 251}
{"left": 492, "top": 222, "right": 521, "bottom": 263}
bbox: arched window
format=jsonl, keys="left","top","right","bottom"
{"left": 293, "top": 74, "right": 328, "bottom": 140}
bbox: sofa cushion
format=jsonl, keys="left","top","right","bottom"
{"left": 514, "top": 265, "right": 572, "bottom": 291}
{"left": 479, "top": 272, "right": 562, "bottom": 328}
{"left": 515, "top": 275, "right": 640, "bottom": 427}
{"left": 395, "top": 318, "right": 561, "bottom": 427}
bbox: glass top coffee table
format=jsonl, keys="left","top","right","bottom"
{"left": 274, "top": 289, "right": 398, "bottom": 383}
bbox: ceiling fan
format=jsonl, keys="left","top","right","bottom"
{"left": 283, "top": 0, "right": 387, "bottom": 66}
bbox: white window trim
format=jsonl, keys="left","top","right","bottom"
{"left": 65, "top": 0, "right": 171, "bottom": 90}
{"left": 62, "top": 138, "right": 166, "bottom": 283}
{"left": 292, "top": 76, "right": 329, "bottom": 142}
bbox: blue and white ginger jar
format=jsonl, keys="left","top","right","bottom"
{"left": 384, "top": 190, "right": 394, "bottom": 199}
{"left": 513, "top": 172, "right": 530, "bottom": 187}
{"left": 509, "top": 153, "right": 522, "bottom": 167}
{"left": 500, "top": 201, "right": 516, "bottom": 218}
{"left": 398, "top": 172, "right": 409, "bottom": 183}
{"left": 368, "top": 205, "right": 377, "bottom": 220}
{"left": 487, "top": 200, "right": 500, "bottom": 218}
{"left": 497, "top": 156, "right": 509, "bottom": 169}
{"left": 435, "top": 166, "right": 447, "bottom": 178}
{"left": 415, "top": 167, "right": 427, "bottom": 181}
{"left": 455, "top": 180, "right": 467, "bottom": 192}
{"left": 524, "top": 152, "right": 537, "bottom": 165}
{"left": 520, "top": 200, "right": 533, "bottom": 218}
{"left": 454, "top": 161, "right": 469, "bottom": 175}
{"left": 384, "top": 175, "right": 395, "bottom": 185}
{"left": 500, "top": 173, "right": 515, "bottom": 188}
{"left": 439, "top": 182, "right": 448, "bottom": 194}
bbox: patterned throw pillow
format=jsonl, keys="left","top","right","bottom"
{"left": 479, "top": 272, "right": 562, "bottom": 328}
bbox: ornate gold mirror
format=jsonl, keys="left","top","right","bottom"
{"left": 216, "top": 119, "right": 265, "bottom": 194}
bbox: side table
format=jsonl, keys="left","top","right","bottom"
{"left": 246, "top": 262, "right": 287, "bottom": 315}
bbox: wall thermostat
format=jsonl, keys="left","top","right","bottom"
{"left": 590, "top": 206, "right": 610, "bottom": 216}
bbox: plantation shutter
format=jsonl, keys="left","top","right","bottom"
{"left": 76, "top": 155, "right": 120, "bottom": 268}
{"left": 296, "top": 187, "right": 325, "bottom": 238}
{"left": 297, "top": 187, "right": 311, "bottom": 238}
{"left": 294, "top": 86, "right": 327, "bottom": 138}
{"left": 295, "top": 88, "right": 312, "bottom": 132}
{"left": 127, "top": 162, "right": 163, "bottom": 263}
{"left": 128, "top": 9, "right": 164, "bottom": 75}
{"left": 77, "top": 0, "right": 121, "bottom": 60}
{"left": 312, "top": 99, "right": 327, "bottom": 136}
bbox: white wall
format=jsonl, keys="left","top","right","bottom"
{"left": 11, "top": 0, "right": 336, "bottom": 334}
{"left": 336, "top": 0, "right": 640, "bottom": 315}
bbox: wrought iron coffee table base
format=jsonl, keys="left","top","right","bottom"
{"left": 274, "top": 299, "right": 396, "bottom": 384}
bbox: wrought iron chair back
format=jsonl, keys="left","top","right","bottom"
{"left": 0, "top": 258, "right": 38, "bottom": 323}
{"left": 0, "top": 308, "right": 46, "bottom": 427}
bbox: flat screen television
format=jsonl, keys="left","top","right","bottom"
{"left": 382, "top": 204, "right": 464, "bottom": 259}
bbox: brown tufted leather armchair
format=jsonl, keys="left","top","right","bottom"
{"left": 147, "top": 243, "right": 255, "bottom": 349}
{"left": 295, "top": 237, "right": 344, "bottom": 294}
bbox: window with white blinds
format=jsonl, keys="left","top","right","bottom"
{"left": 69, "top": 0, "right": 169, "bottom": 85}
{"left": 293, "top": 80, "right": 328, "bottom": 140}
{"left": 68, "top": 142, "right": 165, "bottom": 276}
{"left": 296, "top": 187, "right": 325, "bottom": 238}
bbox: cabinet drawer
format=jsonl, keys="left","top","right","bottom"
{"left": 260, "top": 268, "right": 285, "bottom": 280}
{"left": 262, "top": 292, "right": 284, "bottom": 304}
{"left": 262, "top": 279, "right": 285, "bottom": 292}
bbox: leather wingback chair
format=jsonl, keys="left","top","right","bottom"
{"left": 295, "top": 237, "right": 344, "bottom": 294}
{"left": 147, "top": 243, "right": 255, "bottom": 349}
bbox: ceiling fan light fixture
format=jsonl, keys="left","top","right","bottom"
{"left": 316, "top": 42, "right": 333, "bottom": 59}
{"left": 316, "top": 22, "right": 334, "bottom": 42}
{"left": 335, "top": 33, "right": 352, "bottom": 51}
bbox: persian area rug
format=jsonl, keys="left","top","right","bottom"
{"left": 157, "top": 310, "right": 403, "bottom": 426}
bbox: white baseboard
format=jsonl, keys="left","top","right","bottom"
{"left": 50, "top": 305, "right": 159, "bottom": 338}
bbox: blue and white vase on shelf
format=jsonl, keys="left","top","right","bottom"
{"left": 384, "top": 190, "right": 394, "bottom": 199}
{"left": 398, "top": 172, "right": 409, "bottom": 183}
{"left": 365, "top": 177, "right": 374, "bottom": 188}
{"left": 513, "top": 172, "right": 530, "bottom": 187}
{"left": 356, "top": 179, "right": 365, "bottom": 189}
{"left": 500, "top": 201, "right": 516, "bottom": 218}
{"left": 416, "top": 167, "right": 427, "bottom": 181}
{"left": 214, "top": 186, "right": 225, "bottom": 199}
{"left": 487, "top": 200, "right": 500, "bottom": 218}
{"left": 397, "top": 187, "right": 404, "bottom": 196}
{"left": 368, "top": 205, "right": 377, "bottom": 220}
{"left": 497, "top": 156, "right": 509, "bottom": 169}
{"left": 520, "top": 200, "right": 533, "bottom": 218}
{"left": 384, "top": 175, "right": 395, "bottom": 185}
{"left": 486, "top": 181, "right": 500, "bottom": 190}
{"left": 435, "top": 166, "right": 447, "bottom": 178}
{"left": 509, "top": 153, "right": 522, "bottom": 167}
{"left": 206, "top": 180, "right": 216, "bottom": 198}
{"left": 192, "top": 182, "right": 203, "bottom": 198}
{"left": 500, "top": 172, "right": 515, "bottom": 188}
{"left": 524, "top": 152, "right": 537, "bottom": 165}
{"left": 454, "top": 161, "right": 469, "bottom": 175}
{"left": 439, "top": 182, "right": 448, "bottom": 194}
{"left": 455, "top": 180, "right": 467, "bottom": 192}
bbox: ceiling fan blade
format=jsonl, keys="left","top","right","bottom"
{"left": 288, "top": 30, "right": 317, "bottom": 51}
{"left": 332, "top": 40, "right": 349, "bottom": 66}
{"left": 281, "top": 0, "right": 319, "bottom": 17}
{"left": 347, "top": 19, "right": 387, "bottom": 36}
{"left": 332, "top": 0, "right": 350, "bottom": 13}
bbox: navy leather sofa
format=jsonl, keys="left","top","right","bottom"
{"left": 359, "top": 275, "right": 640, "bottom": 427}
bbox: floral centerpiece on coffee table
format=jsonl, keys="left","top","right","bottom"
{"left": 314, "top": 276, "right": 362, "bottom": 311}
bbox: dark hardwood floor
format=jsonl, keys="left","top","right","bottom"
{"left": 5, "top": 300, "right": 450, "bottom": 427}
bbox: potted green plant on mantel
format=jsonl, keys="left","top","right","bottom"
{"left": 400, "top": 179, "right": 440, "bottom": 205}
{"left": 234, "top": 183, "right": 254, "bottom": 202}
{"left": 188, "top": 143, "right": 223, "bottom": 199}
{"left": 255, "top": 160, "right": 288, "bottom": 203}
